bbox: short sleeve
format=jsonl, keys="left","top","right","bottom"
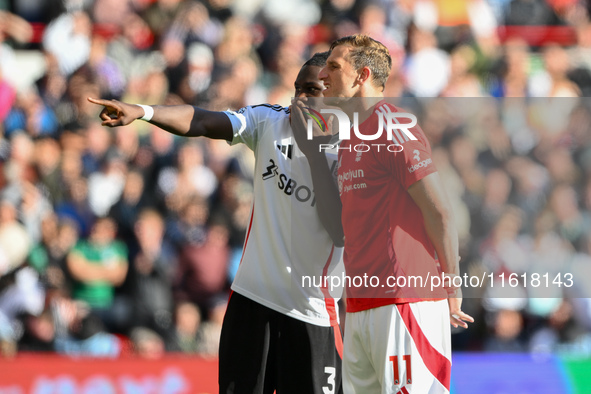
{"left": 377, "top": 127, "right": 437, "bottom": 189}
{"left": 224, "top": 106, "right": 269, "bottom": 151}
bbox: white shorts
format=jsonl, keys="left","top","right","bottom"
{"left": 342, "top": 300, "right": 451, "bottom": 394}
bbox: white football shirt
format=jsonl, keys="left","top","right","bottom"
{"left": 224, "top": 104, "right": 343, "bottom": 327}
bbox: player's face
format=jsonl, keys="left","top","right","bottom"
{"left": 294, "top": 65, "right": 325, "bottom": 98}
{"left": 319, "top": 45, "right": 359, "bottom": 100}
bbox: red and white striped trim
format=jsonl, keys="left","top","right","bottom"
{"left": 396, "top": 303, "right": 451, "bottom": 391}
{"left": 319, "top": 245, "right": 343, "bottom": 358}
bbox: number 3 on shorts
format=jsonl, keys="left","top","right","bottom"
{"left": 323, "top": 366, "right": 336, "bottom": 394}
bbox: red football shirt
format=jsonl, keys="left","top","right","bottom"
{"left": 338, "top": 102, "right": 447, "bottom": 312}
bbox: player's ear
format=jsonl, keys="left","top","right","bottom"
{"left": 357, "top": 67, "right": 371, "bottom": 86}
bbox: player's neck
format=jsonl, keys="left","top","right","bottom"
{"left": 340, "top": 96, "right": 383, "bottom": 125}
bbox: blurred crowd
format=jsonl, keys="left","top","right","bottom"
{"left": 0, "top": 0, "right": 591, "bottom": 359}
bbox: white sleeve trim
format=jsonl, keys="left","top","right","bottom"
{"left": 224, "top": 110, "right": 247, "bottom": 145}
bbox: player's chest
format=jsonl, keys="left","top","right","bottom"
{"left": 257, "top": 133, "right": 336, "bottom": 207}
{"left": 337, "top": 142, "right": 393, "bottom": 199}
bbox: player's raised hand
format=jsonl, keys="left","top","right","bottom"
{"left": 87, "top": 97, "right": 144, "bottom": 127}
{"left": 290, "top": 97, "right": 333, "bottom": 158}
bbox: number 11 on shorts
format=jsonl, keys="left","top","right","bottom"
{"left": 390, "top": 355, "right": 412, "bottom": 385}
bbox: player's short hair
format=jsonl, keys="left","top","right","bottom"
{"left": 303, "top": 51, "right": 329, "bottom": 68}
{"left": 329, "top": 34, "right": 392, "bottom": 89}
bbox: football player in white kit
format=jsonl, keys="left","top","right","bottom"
{"left": 89, "top": 52, "right": 345, "bottom": 394}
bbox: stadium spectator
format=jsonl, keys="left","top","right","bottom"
{"left": 157, "top": 141, "right": 217, "bottom": 202}
{"left": 42, "top": 10, "right": 92, "bottom": 76}
{"left": 173, "top": 220, "right": 230, "bottom": 315}
{"left": 88, "top": 33, "right": 126, "bottom": 100}
{"left": 0, "top": 197, "right": 32, "bottom": 276}
{"left": 405, "top": 27, "right": 451, "bottom": 96}
{"left": 66, "top": 216, "right": 128, "bottom": 331}
{"left": 484, "top": 309, "right": 526, "bottom": 352}
{"left": 169, "top": 300, "right": 203, "bottom": 353}
{"left": 18, "top": 310, "right": 56, "bottom": 352}
{"left": 168, "top": 299, "right": 223, "bottom": 356}
{"left": 55, "top": 176, "right": 95, "bottom": 238}
{"left": 530, "top": 44, "right": 581, "bottom": 97}
{"left": 121, "top": 208, "right": 176, "bottom": 336}
{"left": 86, "top": 152, "right": 127, "bottom": 217}
{"left": 33, "top": 136, "right": 64, "bottom": 204}
{"left": 142, "top": 0, "right": 185, "bottom": 45}
{"left": 4, "top": 87, "right": 60, "bottom": 138}
{"left": 549, "top": 184, "right": 591, "bottom": 250}
{"left": 53, "top": 304, "right": 121, "bottom": 357}
{"left": 165, "top": 194, "right": 209, "bottom": 249}
{"left": 130, "top": 326, "right": 166, "bottom": 359}
{"left": 0, "top": 266, "right": 44, "bottom": 356}
{"left": 108, "top": 169, "right": 149, "bottom": 245}
{"left": 27, "top": 212, "right": 71, "bottom": 291}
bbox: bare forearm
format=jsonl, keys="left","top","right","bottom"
{"left": 423, "top": 209, "right": 459, "bottom": 276}
{"left": 149, "top": 105, "right": 231, "bottom": 139}
{"left": 307, "top": 154, "right": 344, "bottom": 247}
{"left": 67, "top": 256, "right": 107, "bottom": 282}
{"left": 104, "top": 263, "right": 128, "bottom": 286}
{"left": 87, "top": 97, "right": 233, "bottom": 141}
{"left": 408, "top": 174, "right": 459, "bottom": 276}
{"left": 409, "top": 175, "right": 473, "bottom": 327}
{"left": 148, "top": 105, "right": 198, "bottom": 136}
